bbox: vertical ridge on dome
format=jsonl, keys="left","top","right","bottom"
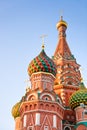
{"left": 69, "top": 88, "right": 87, "bottom": 110}
{"left": 28, "top": 48, "right": 57, "bottom": 76}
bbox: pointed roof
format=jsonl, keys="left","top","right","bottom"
{"left": 53, "top": 17, "right": 81, "bottom": 87}
{"left": 54, "top": 16, "right": 72, "bottom": 59}
{"left": 54, "top": 38, "right": 72, "bottom": 58}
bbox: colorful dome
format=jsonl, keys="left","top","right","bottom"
{"left": 11, "top": 102, "right": 21, "bottom": 119}
{"left": 28, "top": 49, "right": 57, "bottom": 76}
{"left": 69, "top": 88, "right": 87, "bottom": 110}
{"left": 56, "top": 16, "right": 67, "bottom": 29}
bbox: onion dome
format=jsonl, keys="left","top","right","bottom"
{"left": 11, "top": 102, "right": 21, "bottom": 119}
{"left": 28, "top": 47, "right": 57, "bottom": 76}
{"left": 69, "top": 87, "right": 87, "bottom": 110}
{"left": 56, "top": 16, "right": 67, "bottom": 29}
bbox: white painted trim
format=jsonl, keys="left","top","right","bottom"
{"left": 64, "top": 124, "right": 75, "bottom": 126}
{"left": 40, "top": 93, "right": 55, "bottom": 101}
{"left": 22, "top": 109, "right": 63, "bottom": 119}
{"left": 53, "top": 115, "right": 56, "bottom": 128}
{"left": 61, "top": 120, "right": 62, "bottom": 130}
{"left": 20, "top": 99, "right": 64, "bottom": 110}
{"left": 20, "top": 100, "right": 64, "bottom": 119}
{"left": 35, "top": 113, "right": 40, "bottom": 125}
{"left": 27, "top": 93, "right": 38, "bottom": 101}
{"left": 64, "top": 126, "right": 71, "bottom": 130}
{"left": 40, "top": 115, "right": 52, "bottom": 130}
{"left": 75, "top": 105, "right": 87, "bottom": 111}
{"left": 76, "top": 120, "right": 87, "bottom": 123}
{"left": 31, "top": 72, "right": 55, "bottom": 79}
{"left": 23, "top": 115, "right": 27, "bottom": 127}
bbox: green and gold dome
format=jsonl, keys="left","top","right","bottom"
{"left": 28, "top": 47, "right": 57, "bottom": 76}
{"left": 69, "top": 87, "right": 87, "bottom": 110}
{"left": 11, "top": 102, "right": 21, "bottom": 119}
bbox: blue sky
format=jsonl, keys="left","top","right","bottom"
{"left": 0, "top": 0, "right": 87, "bottom": 129}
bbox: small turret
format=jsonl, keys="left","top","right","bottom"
{"left": 69, "top": 86, "right": 87, "bottom": 129}
{"left": 11, "top": 102, "right": 22, "bottom": 130}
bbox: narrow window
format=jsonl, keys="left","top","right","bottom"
{"left": 44, "top": 126, "right": 48, "bottom": 130}
{"left": 23, "top": 115, "right": 27, "bottom": 127}
{"left": 53, "top": 115, "right": 56, "bottom": 128}
{"left": 28, "top": 126, "right": 33, "bottom": 130}
{"left": 35, "top": 113, "right": 40, "bottom": 125}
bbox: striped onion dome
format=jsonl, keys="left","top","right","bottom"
{"left": 28, "top": 48, "right": 57, "bottom": 76}
{"left": 11, "top": 102, "right": 21, "bottom": 119}
{"left": 69, "top": 87, "right": 87, "bottom": 110}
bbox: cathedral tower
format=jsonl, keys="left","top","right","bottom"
{"left": 12, "top": 45, "right": 64, "bottom": 130}
{"left": 53, "top": 16, "right": 81, "bottom": 107}
{"left": 11, "top": 16, "right": 87, "bottom": 130}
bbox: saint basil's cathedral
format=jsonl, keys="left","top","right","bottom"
{"left": 11, "top": 16, "right": 87, "bottom": 130}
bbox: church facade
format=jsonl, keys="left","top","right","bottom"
{"left": 12, "top": 17, "right": 87, "bottom": 130}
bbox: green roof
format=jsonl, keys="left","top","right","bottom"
{"left": 69, "top": 88, "right": 87, "bottom": 110}
{"left": 75, "top": 122, "right": 87, "bottom": 128}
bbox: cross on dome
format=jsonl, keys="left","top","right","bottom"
{"left": 40, "top": 34, "right": 48, "bottom": 49}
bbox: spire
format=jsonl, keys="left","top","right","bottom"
{"left": 53, "top": 16, "right": 81, "bottom": 88}
{"left": 54, "top": 17, "right": 71, "bottom": 59}
{"left": 56, "top": 16, "right": 67, "bottom": 38}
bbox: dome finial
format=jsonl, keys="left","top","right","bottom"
{"left": 42, "top": 44, "right": 45, "bottom": 49}
{"left": 60, "top": 15, "right": 63, "bottom": 21}
{"left": 56, "top": 16, "right": 67, "bottom": 30}
{"left": 59, "top": 10, "right": 63, "bottom": 21}
{"left": 40, "top": 34, "right": 47, "bottom": 50}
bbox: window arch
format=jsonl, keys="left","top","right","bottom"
{"left": 27, "top": 93, "right": 37, "bottom": 101}
{"left": 68, "top": 81, "right": 72, "bottom": 85}
{"left": 64, "top": 126, "right": 71, "bottom": 130}
{"left": 40, "top": 103, "right": 44, "bottom": 109}
{"left": 45, "top": 104, "right": 49, "bottom": 110}
{"left": 25, "top": 105, "right": 28, "bottom": 111}
{"left": 40, "top": 93, "right": 55, "bottom": 101}
{"left": 27, "top": 126, "right": 33, "bottom": 130}
{"left": 30, "top": 104, "right": 32, "bottom": 110}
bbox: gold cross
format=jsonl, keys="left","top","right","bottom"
{"left": 40, "top": 34, "right": 48, "bottom": 49}
{"left": 24, "top": 79, "right": 30, "bottom": 92}
{"left": 24, "top": 79, "right": 30, "bottom": 87}
{"left": 59, "top": 10, "right": 63, "bottom": 20}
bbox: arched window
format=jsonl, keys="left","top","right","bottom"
{"left": 30, "top": 105, "right": 32, "bottom": 110}
{"left": 27, "top": 126, "right": 33, "bottom": 130}
{"left": 44, "top": 126, "right": 48, "bottom": 130}
{"left": 64, "top": 126, "right": 71, "bottom": 130}
{"left": 25, "top": 105, "right": 28, "bottom": 111}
